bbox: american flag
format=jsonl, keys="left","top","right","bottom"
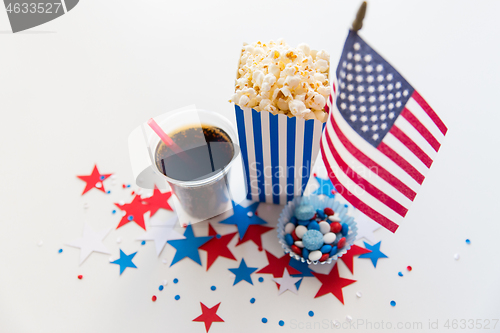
{"left": 321, "top": 30, "right": 447, "bottom": 233}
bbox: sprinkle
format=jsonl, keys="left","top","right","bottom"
{"left": 121, "top": 211, "right": 126, "bottom": 216}
{"left": 159, "top": 285, "right": 164, "bottom": 291}
{"left": 122, "top": 184, "right": 126, "bottom": 188}
{"left": 78, "top": 275, "right": 83, "bottom": 280}
{"left": 216, "top": 234, "right": 221, "bottom": 239}
{"left": 356, "top": 291, "right": 362, "bottom": 298}
{"left": 174, "top": 295, "right": 180, "bottom": 300}
{"left": 390, "top": 300, "right": 396, "bottom": 307}
{"left": 111, "top": 175, "right": 117, "bottom": 180}
{"left": 100, "top": 175, "right": 105, "bottom": 180}
{"left": 279, "top": 320, "right": 284, "bottom": 326}
{"left": 344, "top": 204, "right": 348, "bottom": 208}
{"left": 454, "top": 253, "right": 460, "bottom": 260}
{"left": 258, "top": 277, "right": 264, "bottom": 283}
{"left": 111, "top": 180, "right": 116, "bottom": 186}
{"left": 126, "top": 184, "right": 131, "bottom": 188}
{"left": 333, "top": 320, "right": 340, "bottom": 328}
{"left": 173, "top": 278, "right": 178, "bottom": 284}
{"left": 118, "top": 200, "right": 125, "bottom": 206}
{"left": 152, "top": 295, "right": 157, "bottom": 302}
{"left": 141, "top": 240, "right": 146, "bottom": 245}
{"left": 407, "top": 266, "right": 412, "bottom": 271}
{"left": 131, "top": 191, "right": 135, "bottom": 196}
{"left": 162, "top": 259, "right": 168, "bottom": 264}
{"left": 162, "top": 280, "right": 168, "bottom": 286}
{"left": 37, "top": 240, "right": 43, "bottom": 247}
{"left": 95, "top": 182, "right": 102, "bottom": 188}
{"left": 346, "top": 315, "right": 352, "bottom": 322}
{"left": 109, "top": 257, "right": 114, "bottom": 262}
{"left": 261, "top": 318, "right": 268, "bottom": 324}
{"left": 83, "top": 202, "right": 89, "bottom": 209}
{"left": 308, "top": 311, "right": 314, "bottom": 317}
{"left": 211, "top": 286, "right": 216, "bottom": 291}
{"left": 313, "top": 173, "right": 317, "bottom": 177}
{"left": 107, "top": 191, "right": 111, "bottom": 194}
{"left": 247, "top": 212, "right": 254, "bottom": 217}
{"left": 116, "top": 237, "right": 122, "bottom": 243}
{"left": 466, "top": 239, "right": 471, "bottom": 244}
{"left": 398, "top": 272, "right": 403, "bottom": 277}
{"left": 128, "top": 215, "right": 134, "bottom": 221}
{"left": 250, "top": 298, "right": 255, "bottom": 304}
{"left": 58, "top": 249, "right": 63, "bottom": 254}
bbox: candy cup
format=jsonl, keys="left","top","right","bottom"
{"left": 277, "top": 195, "right": 358, "bottom": 265}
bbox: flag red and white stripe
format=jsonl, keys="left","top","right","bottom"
{"left": 321, "top": 90, "right": 447, "bottom": 232}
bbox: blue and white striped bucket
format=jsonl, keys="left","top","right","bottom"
{"left": 235, "top": 105, "right": 326, "bottom": 205}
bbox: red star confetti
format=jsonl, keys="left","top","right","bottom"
{"left": 76, "top": 165, "right": 112, "bottom": 195}
{"left": 114, "top": 195, "right": 149, "bottom": 230}
{"left": 339, "top": 244, "right": 372, "bottom": 274}
{"left": 235, "top": 225, "right": 274, "bottom": 251}
{"left": 312, "top": 264, "right": 356, "bottom": 304}
{"left": 192, "top": 302, "right": 224, "bottom": 332}
{"left": 256, "top": 250, "right": 301, "bottom": 278}
{"left": 141, "top": 185, "right": 173, "bottom": 217}
{"left": 199, "top": 224, "right": 237, "bottom": 271}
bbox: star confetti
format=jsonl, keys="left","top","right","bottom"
{"left": 65, "top": 222, "right": 111, "bottom": 265}
{"left": 312, "top": 263, "right": 356, "bottom": 304}
{"left": 256, "top": 250, "right": 301, "bottom": 278}
{"left": 76, "top": 165, "right": 112, "bottom": 195}
{"left": 141, "top": 185, "right": 173, "bottom": 217}
{"left": 228, "top": 258, "right": 258, "bottom": 286}
{"left": 272, "top": 268, "right": 302, "bottom": 295}
{"left": 136, "top": 215, "right": 184, "bottom": 256}
{"left": 358, "top": 241, "right": 388, "bottom": 268}
{"left": 355, "top": 212, "right": 381, "bottom": 243}
{"left": 110, "top": 249, "right": 138, "bottom": 275}
{"left": 235, "top": 225, "right": 274, "bottom": 251}
{"left": 312, "top": 176, "right": 337, "bottom": 198}
{"left": 167, "top": 225, "right": 212, "bottom": 267}
{"left": 339, "top": 244, "right": 372, "bottom": 274}
{"left": 219, "top": 201, "right": 267, "bottom": 239}
{"left": 114, "top": 195, "right": 150, "bottom": 230}
{"left": 198, "top": 224, "right": 237, "bottom": 271}
{"left": 192, "top": 302, "right": 224, "bottom": 332}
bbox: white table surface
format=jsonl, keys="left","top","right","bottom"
{"left": 1, "top": 0, "right": 499, "bottom": 332}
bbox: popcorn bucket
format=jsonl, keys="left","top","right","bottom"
{"left": 235, "top": 105, "right": 325, "bottom": 205}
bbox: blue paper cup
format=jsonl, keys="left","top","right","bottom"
{"left": 277, "top": 195, "right": 358, "bottom": 265}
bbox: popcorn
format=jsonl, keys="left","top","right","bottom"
{"left": 231, "top": 40, "right": 330, "bottom": 122}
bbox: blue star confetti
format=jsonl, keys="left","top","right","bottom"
{"left": 358, "top": 241, "right": 388, "bottom": 268}
{"left": 167, "top": 225, "right": 212, "bottom": 267}
{"left": 228, "top": 258, "right": 258, "bottom": 286}
{"left": 312, "top": 176, "right": 337, "bottom": 198}
{"left": 111, "top": 249, "right": 138, "bottom": 275}
{"left": 219, "top": 201, "right": 267, "bottom": 239}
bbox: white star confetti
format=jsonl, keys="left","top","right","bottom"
{"left": 66, "top": 223, "right": 111, "bottom": 265}
{"left": 272, "top": 268, "right": 302, "bottom": 295}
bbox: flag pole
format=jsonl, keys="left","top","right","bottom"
{"left": 352, "top": 1, "right": 367, "bottom": 32}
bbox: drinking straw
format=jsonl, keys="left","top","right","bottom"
{"left": 147, "top": 118, "right": 192, "bottom": 163}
